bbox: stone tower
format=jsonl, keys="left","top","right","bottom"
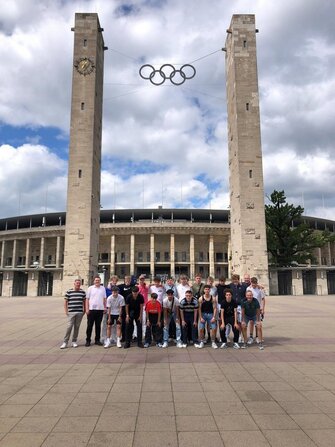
{"left": 225, "top": 14, "right": 269, "bottom": 288}
{"left": 63, "top": 13, "right": 105, "bottom": 291}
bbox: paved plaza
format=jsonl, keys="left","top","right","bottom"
{"left": 0, "top": 295, "right": 334, "bottom": 446}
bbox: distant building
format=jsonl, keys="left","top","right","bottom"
{"left": 0, "top": 210, "right": 334, "bottom": 296}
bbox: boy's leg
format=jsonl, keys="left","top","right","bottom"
{"left": 173, "top": 315, "right": 182, "bottom": 343}
{"left": 163, "top": 315, "right": 171, "bottom": 343}
{"left": 144, "top": 324, "right": 151, "bottom": 345}
{"left": 94, "top": 310, "right": 104, "bottom": 343}
{"left": 86, "top": 311, "right": 95, "bottom": 344}
{"left": 136, "top": 318, "right": 143, "bottom": 345}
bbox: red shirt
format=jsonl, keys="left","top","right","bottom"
{"left": 145, "top": 300, "right": 161, "bottom": 314}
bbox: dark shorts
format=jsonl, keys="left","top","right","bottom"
{"left": 107, "top": 315, "right": 121, "bottom": 325}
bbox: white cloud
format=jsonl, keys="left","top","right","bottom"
{"left": 0, "top": 0, "right": 334, "bottom": 220}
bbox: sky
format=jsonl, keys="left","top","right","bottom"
{"left": 0, "top": 0, "right": 334, "bottom": 220}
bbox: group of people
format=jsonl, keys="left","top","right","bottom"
{"left": 60, "top": 273, "right": 266, "bottom": 351}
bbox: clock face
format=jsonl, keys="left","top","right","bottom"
{"left": 75, "top": 58, "right": 95, "bottom": 75}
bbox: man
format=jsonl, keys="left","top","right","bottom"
{"left": 206, "top": 276, "right": 217, "bottom": 298}
{"left": 220, "top": 289, "right": 240, "bottom": 349}
{"left": 191, "top": 274, "right": 205, "bottom": 300}
{"left": 118, "top": 275, "right": 133, "bottom": 341}
{"left": 162, "top": 289, "right": 182, "bottom": 348}
{"left": 137, "top": 274, "right": 149, "bottom": 335}
{"left": 179, "top": 290, "right": 199, "bottom": 347}
{"left": 85, "top": 276, "right": 107, "bottom": 347}
{"left": 241, "top": 290, "right": 264, "bottom": 350}
{"left": 216, "top": 277, "right": 227, "bottom": 307}
{"left": 144, "top": 293, "right": 162, "bottom": 348}
{"left": 195, "top": 285, "right": 218, "bottom": 349}
{"left": 177, "top": 275, "right": 191, "bottom": 301}
{"left": 124, "top": 286, "right": 144, "bottom": 348}
{"left": 247, "top": 277, "right": 266, "bottom": 344}
{"left": 104, "top": 286, "right": 125, "bottom": 348}
{"left": 60, "top": 279, "right": 86, "bottom": 349}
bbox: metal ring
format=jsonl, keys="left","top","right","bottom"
{"left": 139, "top": 64, "right": 155, "bottom": 80}
{"left": 139, "top": 63, "right": 196, "bottom": 85}
{"left": 180, "top": 64, "right": 196, "bottom": 80}
{"left": 149, "top": 69, "right": 165, "bottom": 86}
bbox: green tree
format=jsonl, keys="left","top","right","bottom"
{"left": 265, "top": 190, "right": 335, "bottom": 266}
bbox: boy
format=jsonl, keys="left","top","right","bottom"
{"left": 162, "top": 289, "right": 182, "bottom": 348}
{"left": 60, "top": 279, "right": 86, "bottom": 349}
{"left": 104, "top": 286, "right": 125, "bottom": 348}
{"left": 220, "top": 289, "right": 240, "bottom": 349}
{"left": 179, "top": 290, "right": 199, "bottom": 347}
{"left": 144, "top": 293, "right": 162, "bottom": 348}
{"left": 195, "top": 285, "right": 218, "bottom": 349}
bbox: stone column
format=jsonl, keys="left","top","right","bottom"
{"left": 190, "top": 234, "right": 195, "bottom": 280}
{"left": 130, "top": 234, "right": 135, "bottom": 276}
{"left": 40, "top": 237, "right": 45, "bottom": 268}
{"left": 12, "top": 239, "right": 17, "bottom": 267}
{"left": 327, "top": 242, "right": 332, "bottom": 266}
{"left": 1, "top": 240, "right": 5, "bottom": 268}
{"left": 110, "top": 235, "right": 115, "bottom": 275}
{"left": 150, "top": 233, "right": 155, "bottom": 278}
{"left": 56, "top": 236, "right": 61, "bottom": 268}
{"left": 25, "top": 238, "right": 31, "bottom": 269}
{"left": 170, "top": 234, "right": 175, "bottom": 277}
{"left": 209, "top": 235, "right": 215, "bottom": 278}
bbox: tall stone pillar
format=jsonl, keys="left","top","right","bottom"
{"left": 40, "top": 237, "right": 45, "bottom": 268}
{"left": 150, "top": 234, "right": 155, "bottom": 278}
{"left": 170, "top": 234, "right": 175, "bottom": 278}
{"left": 63, "top": 13, "right": 105, "bottom": 291}
{"left": 190, "top": 234, "right": 195, "bottom": 280}
{"left": 110, "top": 235, "right": 115, "bottom": 275}
{"left": 130, "top": 234, "right": 135, "bottom": 276}
{"left": 209, "top": 235, "right": 215, "bottom": 278}
{"left": 12, "top": 239, "right": 17, "bottom": 268}
{"left": 25, "top": 238, "right": 31, "bottom": 269}
{"left": 0, "top": 241, "right": 5, "bottom": 268}
{"left": 225, "top": 14, "right": 269, "bottom": 289}
{"left": 56, "top": 236, "right": 61, "bottom": 269}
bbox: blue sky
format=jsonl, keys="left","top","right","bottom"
{"left": 0, "top": 0, "right": 335, "bottom": 219}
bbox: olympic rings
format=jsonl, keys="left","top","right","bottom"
{"left": 139, "top": 63, "right": 196, "bottom": 85}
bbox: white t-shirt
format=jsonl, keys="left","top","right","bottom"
{"left": 163, "top": 296, "right": 180, "bottom": 313}
{"left": 86, "top": 285, "right": 106, "bottom": 310}
{"left": 177, "top": 283, "right": 191, "bottom": 300}
{"left": 149, "top": 285, "right": 165, "bottom": 305}
{"left": 106, "top": 294, "right": 125, "bottom": 315}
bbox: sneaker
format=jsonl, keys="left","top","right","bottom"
{"left": 144, "top": 343, "right": 150, "bottom": 348}
{"left": 182, "top": 343, "right": 187, "bottom": 348}
{"left": 241, "top": 343, "right": 247, "bottom": 349}
{"left": 247, "top": 337, "right": 254, "bottom": 345}
{"left": 177, "top": 342, "right": 183, "bottom": 348}
{"left": 60, "top": 342, "right": 67, "bottom": 349}
{"left": 95, "top": 341, "right": 103, "bottom": 346}
{"left": 220, "top": 342, "right": 227, "bottom": 349}
{"left": 233, "top": 342, "right": 240, "bottom": 349}
{"left": 116, "top": 338, "right": 122, "bottom": 348}
{"left": 104, "top": 339, "right": 111, "bottom": 349}
{"left": 161, "top": 342, "right": 168, "bottom": 348}
{"left": 71, "top": 342, "right": 78, "bottom": 348}
{"left": 194, "top": 342, "right": 204, "bottom": 349}
{"left": 156, "top": 343, "right": 162, "bottom": 348}
{"left": 85, "top": 341, "right": 91, "bottom": 347}
{"left": 212, "top": 342, "right": 218, "bottom": 349}
{"left": 124, "top": 343, "right": 130, "bottom": 349}
{"left": 259, "top": 343, "right": 264, "bottom": 350}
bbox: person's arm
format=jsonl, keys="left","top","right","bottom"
{"left": 193, "top": 308, "right": 198, "bottom": 327}
{"left": 85, "top": 297, "right": 90, "bottom": 315}
{"left": 220, "top": 307, "right": 225, "bottom": 329}
{"left": 234, "top": 308, "right": 238, "bottom": 328}
{"left": 198, "top": 297, "right": 203, "bottom": 322}
{"left": 261, "top": 294, "right": 266, "bottom": 314}
{"left": 125, "top": 303, "right": 130, "bottom": 322}
{"left": 157, "top": 306, "right": 161, "bottom": 326}
{"left": 180, "top": 307, "right": 186, "bottom": 326}
{"left": 138, "top": 303, "right": 143, "bottom": 322}
{"left": 212, "top": 297, "right": 217, "bottom": 320}
{"left": 64, "top": 298, "right": 68, "bottom": 315}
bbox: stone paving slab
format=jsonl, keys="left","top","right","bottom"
{"left": 0, "top": 295, "right": 334, "bottom": 446}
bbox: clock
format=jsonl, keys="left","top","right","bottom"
{"left": 75, "top": 57, "right": 95, "bottom": 76}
